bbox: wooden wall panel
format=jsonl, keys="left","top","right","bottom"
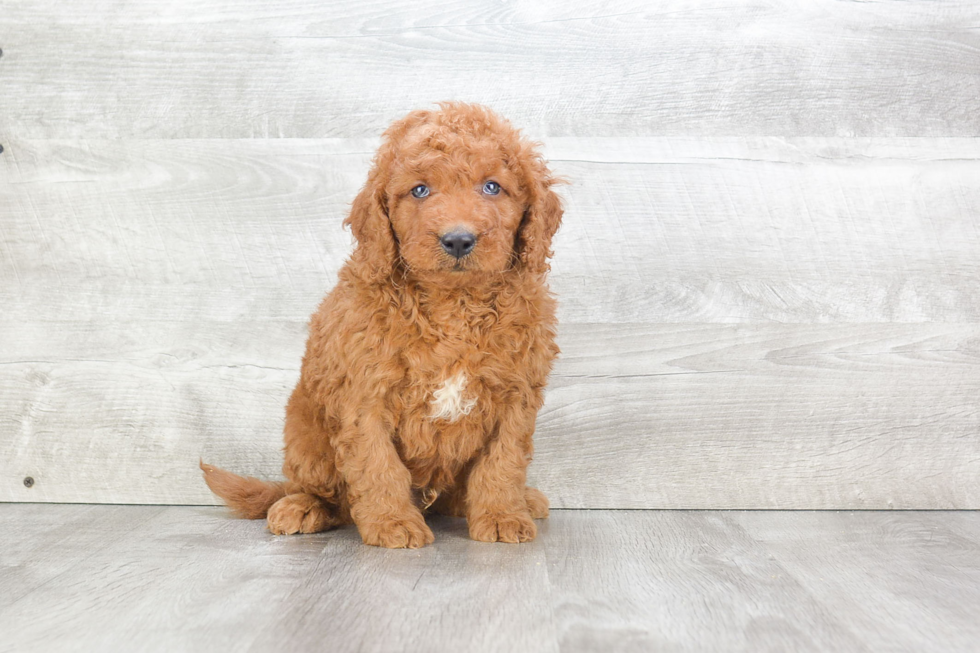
{"left": 2, "top": 138, "right": 978, "bottom": 325}
{"left": 1, "top": 1, "right": 979, "bottom": 139}
{"left": 1, "top": 1, "right": 978, "bottom": 508}
{"left": 3, "top": 322, "right": 978, "bottom": 507}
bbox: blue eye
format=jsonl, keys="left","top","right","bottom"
{"left": 411, "top": 184, "right": 430, "bottom": 198}
{"left": 482, "top": 181, "right": 501, "bottom": 195}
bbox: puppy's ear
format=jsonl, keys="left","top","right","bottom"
{"left": 343, "top": 109, "right": 433, "bottom": 283}
{"left": 516, "top": 169, "right": 564, "bottom": 275}
{"left": 343, "top": 179, "right": 396, "bottom": 283}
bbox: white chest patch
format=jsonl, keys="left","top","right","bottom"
{"left": 429, "top": 372, "right": 477, "bottom": 423}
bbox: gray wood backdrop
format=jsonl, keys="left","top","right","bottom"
{"left": 2, "top": 0, "right": 978, "bottom": 508}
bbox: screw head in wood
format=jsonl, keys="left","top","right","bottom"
{"left": 23, "top": 476, "right": 34, "bottom": 488}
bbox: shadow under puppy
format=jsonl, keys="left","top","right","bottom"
{"left": 202, "top": 102, "right": 563, "bottom": 548}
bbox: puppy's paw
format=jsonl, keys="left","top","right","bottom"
{"left": 524, "top": 486, "right": 550, "bottom": 519}
{"left": 267, "top": 494, "right": 335, "bottom": 535}
{"left": 359, "top": 513, "right": 434, "bottom": 549}
{"left": 468, "top": 510, "right": 537, "bottom": 544}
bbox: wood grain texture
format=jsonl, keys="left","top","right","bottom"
{"left": 1, "top": 0, "right": 979, "bottom": 139}
{"left": 734, "top": 511, "right": 980, "bottom": 651}
{"left": 544, "top": 511, "right": 866, "bottom": 651}
{"left": 2, "top": 506, "right": 979, "bottom": 652}
{"left": 2, "top": 137, "right": 978, "bottom": 324}
{"left": 2, "top": 138, "right": 978, "bottom": 507}
{"left": 536, "top": 322, "right": 980, "bottom": 509}
{"left": 3, "top": 322, "right": 978, "bottom": 507}
{"left": 2, "top": 2, "right": 979, "bottom": 509}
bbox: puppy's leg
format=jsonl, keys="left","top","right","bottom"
{"left": 267, "top": 493, "right": 340, "bottom": 534}
{"left": 335, "top": 407, "right": 434, "bottom": 549}
{"left": 466, "top": 409, "right": 540, "bottom": 544}
{"left": 434, "top": 470, "right": 548, "bottom": 520}
{"left": 524, "top": 486, "right": 550, "bottom": 519}
{"left": 436, "top": 484, "right": 548, "bottom": 520}
{"left": 280, "top": 384, "right": 351, "bottom": 521}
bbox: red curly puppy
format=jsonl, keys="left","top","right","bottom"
{"left": 202, "top": 103, "right": 563, "bottom": 548}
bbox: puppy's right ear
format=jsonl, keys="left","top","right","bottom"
{"left": 343, "top": 176, "right": 397, "bottom": 283}
{"left": 343, "top": 109, "right": 432, "bottom": 283}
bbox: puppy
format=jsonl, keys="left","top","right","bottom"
{"left": 202, "top": 102, "right": 563, "bottom": 548}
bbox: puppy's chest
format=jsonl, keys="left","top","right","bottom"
{"left": 426, "top": 371, "right": 479, "bottom": 423}
{"left": 401, "top": 348, "right": 498, "bottom": 426}
{"left": 396, "top": 363, "right": 490, "bottom": 489}
{"left": 397, "top": 329, "right": 526, "bottom": 426}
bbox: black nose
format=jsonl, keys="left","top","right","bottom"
{"left": 440, "top": 230, "right": 477, "bottom": 259}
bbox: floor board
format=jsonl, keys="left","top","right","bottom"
{"left": 1, "top": 506, "right": 978, "bottom": 652}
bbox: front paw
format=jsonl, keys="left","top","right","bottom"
{"left": 359, "top": 512, "right": 435, "bottom": 549}
{"left": 468, "top": 510, "right": 537, "bottom": 543}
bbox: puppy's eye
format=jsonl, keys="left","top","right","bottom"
{"left": 482, "top": 181, "right": 501, "bottom": 196}
{"left": 411, "top": 184, "right": 430, "bottom": 199}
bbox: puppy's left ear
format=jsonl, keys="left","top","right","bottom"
{"left": 516, "top": 165, "right": 564, "bottom": 275}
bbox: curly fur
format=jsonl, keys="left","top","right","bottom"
{"left": 202, "top": 103, "right": 563, "bottom": 548}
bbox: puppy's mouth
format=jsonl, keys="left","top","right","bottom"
{"left": 438, "top": 249, "right": 476, "bottom": 272}
{"left": 442, "top": 262, "right": 474, "bottom": 275}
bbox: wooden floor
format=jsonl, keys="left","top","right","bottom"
{"left": 2, "top": 506, "right": 978, "bottom": 652}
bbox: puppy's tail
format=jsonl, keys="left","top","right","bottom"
{"left": 200, "top": 460, "right": 288, "bottom": 519}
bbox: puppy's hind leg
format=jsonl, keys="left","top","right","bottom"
{"left": 524, "top": 486, "right": 550, "bottom": 519}
{"left": 267, "top": 493, "right": 341, "bottom": 535}
{"left": 275, "top": 384, "right": 350, "bottom": 535}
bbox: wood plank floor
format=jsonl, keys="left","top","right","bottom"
{"left": 1, "top": 506, "right": 978, "bottom": 652}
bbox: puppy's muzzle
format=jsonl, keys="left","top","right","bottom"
{"left": 440, "top": 230, "right": 477, "bottom": 259}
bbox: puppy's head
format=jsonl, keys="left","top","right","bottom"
{"left": 344, "top": 103, "right": 563, "bottom": 283}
